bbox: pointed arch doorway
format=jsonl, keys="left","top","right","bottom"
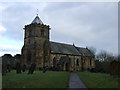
{"left": 65, "top": 62, "right": 70, "bottom": 71}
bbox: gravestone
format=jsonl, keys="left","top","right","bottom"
{"left": 39, "top": 67, "right": 42, "bottom": 71}
{"left": 2, "top": 60, "right": 7, "bottom": 75}
{"left": 90, "top": 68, "right": 96, "bottom": 72}
{"left": 22, "top": 64, "right": 26, "bottom": 72}
{"left": 42, "top": 66, "right": 47, "bottom": 73}
{"left": 28, "top": 63, "right": 36, "bottom": 74}
{"left": 16, "top": 62, "right": 21, "bottom": 74}
{"left": 7, "top": 64, "right": 11, "bottom": 72}
{"left": 110, "top": 60, "right": 120, "bottom": 77}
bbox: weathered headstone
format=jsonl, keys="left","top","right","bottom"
{"left": 2, "top": 56, "right": 8, "bottom": 75}
{"left": 28, "top": 63, "right": 36, "bottom": 74}
{"left": 39, "top": 67, "right": 42, "bottom": 71}
{"left": 42, "top": 66, "right": 47, "bottom": 73}
{"left": 7, "top": 64, "right": 11, "bottom": 72}
{"left": 22, "top": 64, "right": 26, "bottom": 72}
{"left": 90, "top": 68, "right": 96, "bottom": 72}
{"left": 16, "top": 62, "right": 21, "bottom": 74}
{"left": 2, "top": 60, "right": 7, "bottom": 75}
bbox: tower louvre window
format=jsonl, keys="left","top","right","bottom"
{"left": 29, "top": 29, "right": 32, "bottom": 37}
{"left": 41, "top": 30, "right": 44, "bottom": 36}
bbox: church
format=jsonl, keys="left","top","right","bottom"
{"left": 21, "top": 15, "right": 95, "bottom": 71}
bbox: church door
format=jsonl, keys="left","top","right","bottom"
{"left": 65, "top": 62, "right": 69, "bottom": 71}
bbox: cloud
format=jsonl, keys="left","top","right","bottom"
{"left": 0, "top": 25, "right": 6, "bottom": 32}
{"left": 44, "top": 2, "right": 118, "bottom": 55}
{"left": 0, "top": 34, "right": 23, "bottom": 56}
{"left": 0, "top": 44, "right": 21, "bottom": 56}
{"left": 0, "top": 2, "right": 118, "bottom": 56}
{"left": 0, "top": 44, "right": 19, "bottom": 52}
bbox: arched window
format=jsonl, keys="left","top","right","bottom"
{"left": 77, "top": 59, "right": 79, "bottom": 66}
{"left": 69, "top": 58, "right": 71, "bottom": 66}
{"left": 90, "top": 58, "right": 92, "bottom": 66}
{"left": 53, "top": 57, "right": 56, "bottom": 66}
{"left": 41, "top": 30, "right": 44, "bottom": 36}
{"left": 83, "top": 58, "right": 85, "bottom": 63}
{"left": 28, "top": 39, "right": 30, "bottom": 44}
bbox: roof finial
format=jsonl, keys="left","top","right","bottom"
{"left": 73, "top": 43, "right": 75, "bottom": 46}
{"left": 86, "top": 46, "right": 88, "bottom": 49}
{"left": 37, "top": 9, "right": 38, "bottom": 16}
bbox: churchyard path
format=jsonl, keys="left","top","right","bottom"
{"left": 69, "top": 72, "right": 88, "bottom": 89}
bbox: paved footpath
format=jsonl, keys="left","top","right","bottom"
{"left": 69, "top": 72, "right": 88, "bottom": 89}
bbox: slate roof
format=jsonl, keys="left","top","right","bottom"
{"left": 76, "top": 47, "right": 94, "bottom": 57}
{"left": 31, "top": 16, "right": 43, "bottom": 24}
{"left": 50, "top": 42, "right": 81, "bottom": 56}
{"left": 50, "top": 41, "right": 94, "bottom": 57}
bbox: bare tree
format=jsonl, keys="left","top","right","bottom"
{"left": 96, "top": 50, "right": 114, "bottom": 62}
{"left": 95, "top": 50, "right": 115, "bottom": 73}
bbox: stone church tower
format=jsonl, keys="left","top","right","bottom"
{"left": 21, "top": 14, "right": 95, "bottom": 71}
{"left": 21, "top": 15, "right": 50, "bottom": 68}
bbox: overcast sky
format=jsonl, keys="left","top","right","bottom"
{"left": 0, "top": 2, "right": 118, "bottom": 56}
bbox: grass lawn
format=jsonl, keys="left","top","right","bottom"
{"left": 77, "top": 71, "right": 119, "bottom": 88}
{"left": 2, "top": 70, "right": 69, "bottom": 88}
